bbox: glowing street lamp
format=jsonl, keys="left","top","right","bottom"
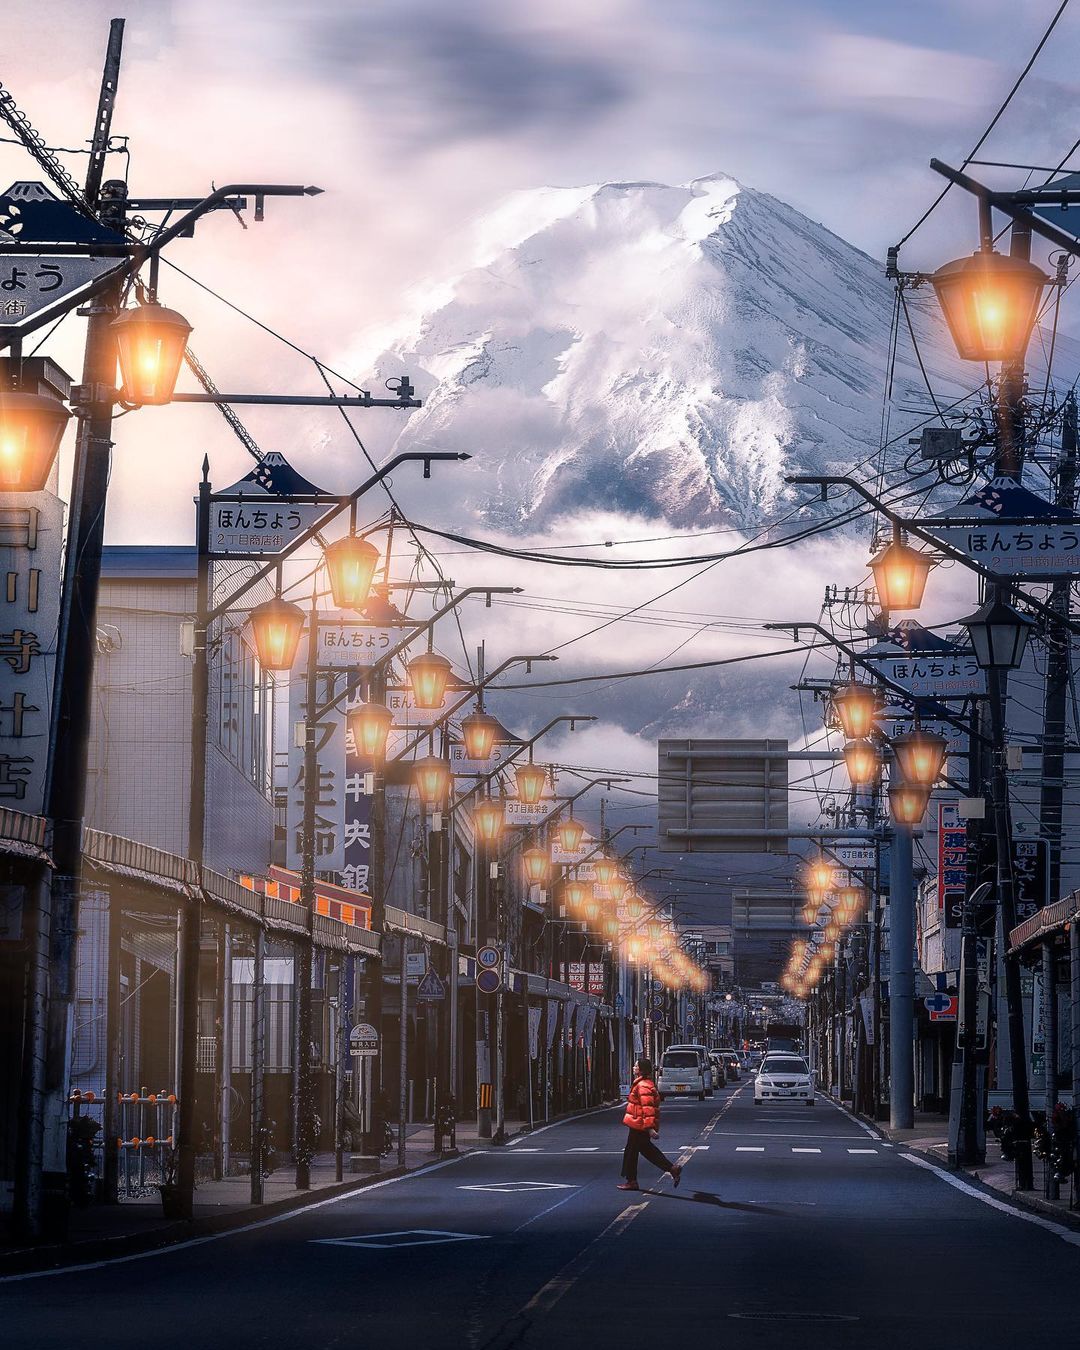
{"left": 843, "top": 738, "right": 881, "bottom": 786}
{"left": 522, "top": 847, "right": 551, "bottom": 886}
{"left": 583, "top": 896, "right": 601, "bottom": 925}
{"left": 893, "top": 729, "right": 948, "bottom": 787}
{"left": 347, "top": 700, "right": 393, "bottom": 760}
{"left": 248, "top": 596, "right": 305, "bottom": 670}
{"left": 323, "top": 534, "right": 380, "bottom": 610}
{"left": 514, "top": 761, "right": 547, "bottom": 806}
{"left": 930, "top": 249, "right": 1049, "bottom": 363}
{"left": 461, "top": 710, "right": 500, "bottom": 761}
{"left": 473, "top": 797, "right": 505, "bottom": 846}
{"left": 561, "top": 878, "right": 592, "bottom": 915}
{"left": 112, "top": 300, "right": 192, "bottom": 405}
{"left": 407, "top": 651, "right": 453, "bottom": 709}
{"left": 554, "top": 816, "right": 584, "bottom": 853}
{"left": 623, "top": 894, "right": 644, "bottom": 921}
{"left": 869, "top": 525, "right": 932, "bottom": 611}
{"left": 832, "top": 682, "right": 878, "bottom": 740}
{"left": 602, "top": 916, "right": 620, "bottom": 941}
{"left": 607, "top": 874, "right": 629, "bottom": 902}
{"left": 888, "top": 781, "right": 931, "bottom": 826}
{"left": 414, "top": 754, "right": 451, "bottom": 808}
{"left": 807, "top": 859, "right": 834, "bottom": 891}
{"left": 0, "top": 390, "right": 71, "bottom": 491}
{"left": 593, "top": 856, "right": 619, "bottom": 887}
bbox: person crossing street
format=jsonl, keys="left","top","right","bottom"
{"left": 617, "top": 1058, "right": 682, "bottom": 1191}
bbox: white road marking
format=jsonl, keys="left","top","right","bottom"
{"left": 505, "top": 1100, "right": 624, "bottom": 1146}
{"left": 736, "top": 1147, "right": 765, "bottom": 1152}
{"left": 900, "top": 1152, "right": 1080, "bottom": 1248}
{"left": 310, "top": 1229, "right": 488, "bottom": 1249}
{"left": 848, "top": 1148, "right": 878, "bottom": 1155}
{"left": 568, "top": 1147, "right": 598, "bottom": 1152}
{"left": 792, "top": 1147, "right": 821, "bottom": 1154}
{"left": 458, "top": 1181, "right": 575, "bottom": 1194}
{"left": 523, "top": 1202, "right": 649, "bottom": 1315}
{"left": 824, "top": 1093, "right": 884, "bottom": 1140}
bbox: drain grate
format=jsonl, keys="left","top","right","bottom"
{"left": 729, "top": 1311, "right": 858, "bottom": 1322}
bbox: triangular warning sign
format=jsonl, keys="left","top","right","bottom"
{"left": 417, "top": 968, "right": 446, "bottom": 1000}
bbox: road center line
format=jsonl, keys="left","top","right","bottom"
{"left": 522, "top": 1201, "right": 650, "bottom": 1317}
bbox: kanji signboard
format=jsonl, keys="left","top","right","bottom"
{"left": 210, "top": 454, "right": 334, "bottom": 557}
{"left": 938, "top": 802, "right": 968, "bottom": 929}
{"left": 340, "top": 690, "right": 372, "bottom": 894}
{"left": 926, "top": 477, "right": 1080, "bottom": 579}
{"left": 863, "top": 623, "right": 985, "bottom": 699}
{"left": 286, "top": 653, "right": 346, "bottom": 872}
{"left": 316, "top": 618, "right": 398, "bottom": 668}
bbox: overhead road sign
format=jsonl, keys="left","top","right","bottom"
{"left": 658, "top": 739, "right": 789, "bottom": 854}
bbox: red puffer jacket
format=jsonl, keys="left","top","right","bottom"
{"left": 623, "top": 1075, "right": 660, "bottom": 1132}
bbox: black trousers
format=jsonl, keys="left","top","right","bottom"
{"left": 621, "top": 1128, "right": 674, "bottom": 1182}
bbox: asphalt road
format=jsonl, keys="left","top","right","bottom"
{"left": 3, "top": 1082, "right": 1078, "bottom": 1348}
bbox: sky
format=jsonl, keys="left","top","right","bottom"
{"left": 3, "top": 1, "right": 1076, "bottom": 888}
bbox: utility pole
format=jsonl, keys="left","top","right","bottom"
{"left": 889, "top": 823, "right": 915, "bottom": 1130}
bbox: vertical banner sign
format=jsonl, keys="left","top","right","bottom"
{"left": 0, "top": 491, "right": 62, "bottom": 812}
{"left": 286, "top": 649, "right": 346, "bottom": 872}
{"left": 1031, "top": 966, "right": 1046, "bottom": 1078}
{"left": 544, "top": 1000, "right": 560, "bottom": 1052}
{"left": 528, "top": 1005, "right": 542, "bottom": 1060}
{"left": 1013, "top": 839, "right": 1049, "bottom": 922}
{"left": 341, "top": 688, "right": 372, "bottom": 894}
{"left": 938, "top": 803, "right": 968, "bottom": 930}
{"left": 587, "top": 964, "right": 605, "bottom": 997}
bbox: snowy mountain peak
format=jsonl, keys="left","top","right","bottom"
{"left": 372, "top": 172, "right": 957, "bottom": 530}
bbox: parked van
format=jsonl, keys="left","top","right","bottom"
{"left": 657, "top": 1047, "right": 708, "bottom": 1101}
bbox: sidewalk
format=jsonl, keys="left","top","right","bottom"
{"left": 841, "top": 1100, "right": 1080, "bottom": 1226}
{"left": 0, "top": 1106, "right": 613, "bottom": 1276}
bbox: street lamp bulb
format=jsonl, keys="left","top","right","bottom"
{"left": 413, "top": 754, "right": 451, "bottom": 807}
{"left": 583, "top": 897, "right": 601, "bottom": 924}
{"left": 247, "top": 596, "right": 305, "bottom": 671}
{"left": 960, "top": 593, "right": 1035, "bottom": 671}
{"left": 514, "top": 762, "right": 548, "bottom": 806}
{"left": 624, "top": 894, "right": 644, "bottom": 921}
{"left": 593, "top": 856, "right": 619, "bottom": 887}
{"left": 472, "top": 796, "right": 505, "bottom": 845}
{"left": 869, "top": 535, "right": 932, "bottom": 611}
{"left": 461, "top": 710, "right": 501, "bottom": 761}
{"left": 832, "top": 682, "right": 878, "bottom": 740}
{"left": 561, "top": 878, "right": 592, "bottom": 915}
{"left": 323, "top": 534, "right": 380, "bottom": 610}
{"left": 892, "top": 729, "right": 948, "bottom": 787}
{"left": 522, "top": 846, "right": 550, "bottom": 886}
{"left": 407, "top": 651, "right": 453, "bottom": 709}
{"left": 347, "top": 701, "right": 393, "bottom": 761}
{"left": 930, "top": 249, "right": 1049, "bottom": 363}
{"left": 112, "top": 300, "right": 192, "bottom": 405}
{"left": 554, "top": 817, "right": 584, "bottom": 853}
{"left": 843, "top": 738, "right": 881, "bottom": 786}
{"left": 0, "top": 390, "right": 71, "bottom": 492}
{"left": 607, "top": 874, "right": 629, "bottom": 902}
{"left": 888, "top": 781, "right": 931, "bottom": 826}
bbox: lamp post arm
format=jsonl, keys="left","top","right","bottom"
{"left": 207, "top": 452, "right": 467, "bottom": 623}
{"left": 448, "top": 716, "right": 597, "bottom": 812}
{"left": 929, "top": 160, "right": 1080, "bottom": 263}
{"left": 788, "top": 473, "right": 1080, "bottom": 637}
{"left": 390, "top": 654, "right": 557, "bottom": 763}
{"left": 573, "top": 824, "right": 648, "bottom": 869}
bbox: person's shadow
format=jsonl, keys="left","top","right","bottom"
{"left": 642, "top": 1188, "right": 791, "bottom": 1217}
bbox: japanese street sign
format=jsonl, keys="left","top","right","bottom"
{"left": 349, "top": 1023, "right": 379, "bottom": 1057}
{"left": 317, "top": 618, "right": 398, "bottom": 668}
{"left": 831, "top": 844, "right": 876, "bottom": 870}
{"left": 551, "top": 830, "right": 598, "bottom": 865}
{"left": 649, "top": 1008, "right": 665, "bottom": 1024}
{"left": 405, "top": 952, "right": 427, "bottom": 978}
{"left": 476, "top": 968, "right": 501, "bottom": 994}
{"left": 476, "top": 945, "right": 500, "bottom": 969}
{"left": 925, "top": 477, "right": 1080, "bottom": 579}
{"left": 1013, "top": 837, "right": 1049, "bottom": 922}
{"left": 0, "top": 492, "right": 62, "bottom": 814}
{"left": 925, "top": 993, "right": 958, "bottom": 1021}
{"left": 506, "top": 795, "right": 559, "bottom": 826}
{"left": 210, "top": 453, "right": 335, "bottom": 556}
{"left": 863, "top": 623, "right": 985, "bottom": 699}
{"left": 286, "top": 654, "right": 347, "bottom": 872}
{"left": 879, "top": 707, "right": 968, "bottom": 756}
{"left": 450, "top": 739, "right": 515, "bottom": 776}
{"left": 341, "top": 689, "right": 372, "bottom": 894}
{"left": 417, "top": 968, "right": 445, "bottom": 1001}
{"left": 938, "top": 803, "right": 968, "bottom": 930}
{"left": 614, "top": 994, "right": 624, "bottom": 1012}
{"left": 0, "top": 182, "right": 127, "bottom": 324}
{"left": 386, "top": 688, "right": 443, "bottom": 730}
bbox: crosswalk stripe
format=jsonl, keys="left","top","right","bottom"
{"left": 847, "top": 1148, "right": 878, "bottom": 1154}
{"left": 568, "top": 1147, "right": 598, "bottom": 1152}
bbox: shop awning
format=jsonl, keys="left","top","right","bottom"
{"left": 1009, "top": 893, "right": 1080, "bottom": 955}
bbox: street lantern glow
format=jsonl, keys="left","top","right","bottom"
{"left": 801, "top": 900, "right": 819, "bottom": 925}
{"left": 323, "top": 534, "right": 380, "bottom": 610}
{"left": 607, "top": 873, "right": 629, "bottom": 902}
{"left": 869, "top": 529, "right": 932, "bottom": 611}
{"left": 554, "top": 816, "right": 584, "bottom": 853}
{"left": 602, "top": 916, "right": 620, "bottom": 941}
{"left": 112, "top": 300, "right": 192, "bottom": 405}
{"left": 522, "top": 847, "right": 550, "bottom": 886}
{"left": 808, "top": 859, "right": 833, "bottom": 891}
{"left": 0, "top": 390, "right": 71, "bottom": 491}
{"left": 514, "top": 762, "right": 548, "bottom": 806}
{"left": 248, "top": 596, "right": 305, "bottom": 670}
{"left": 407, "top": 651, "right": 453, "bottom": 708}
{"left": 837, "top": 885, "right": 865, "bottom": 924}
{"left": 461, "top": 710, "right": 500, "bottom": 761}
{"left": 930, "top": 249, "right": 1049, "bottom": 363}
{"left": 583, "top": 896, "right": 601, "bottom": 924}
{"left": 414, "top": 754, "right": 451, "bottom": 807}
{"left": 843, "top": 738, "right": 881, "bottom": 786}
{"left": 888, "top": 781, "right": 931, "bottom": 826}
{"left": 893, "top": 729, "right": 948, "bottom": 787}
{"left": 961, "top": 593, "right": 1035, "bottom": 671}
{"left": 593, "top": 856, "right": 619, "bottom": 887}
{"left": 347, "top": 701, "right": 393, "bottom": 761}
{"left": 472, "top": 797, "right": 505, "bottom": 846}
{"left": 562, "top": 878, "right": 592, "bottom": 914}
{"left": 833, "top": 682, "right": 878, "bottom": 739}
{"left": 624, "top": 894, "right": 644, "bottom": 921}
{"left": 625, "top": 934, "right": 646, "bottom": 963}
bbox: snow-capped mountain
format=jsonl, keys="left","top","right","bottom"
{"left": 372, "top": 173, "right": 968, "bottom": 530}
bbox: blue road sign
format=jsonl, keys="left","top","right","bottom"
{"left": 417, "top": 968, "right": 446, "bottom": 1001}
{"left": 649, "top": 1008, "right": 664, "bottom": 1024}
{"left": 476, "top": 968, "right": 501, "bottom": 995}
{"left": 477, "top": 945, "right": 500, "bottom": 969}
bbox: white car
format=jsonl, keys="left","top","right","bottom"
{"left": 754, "top": 1053, "right": 815, "bottom": 1106}
{"left": 657, "top": 1047, "right": 708, "bottom": 1101}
